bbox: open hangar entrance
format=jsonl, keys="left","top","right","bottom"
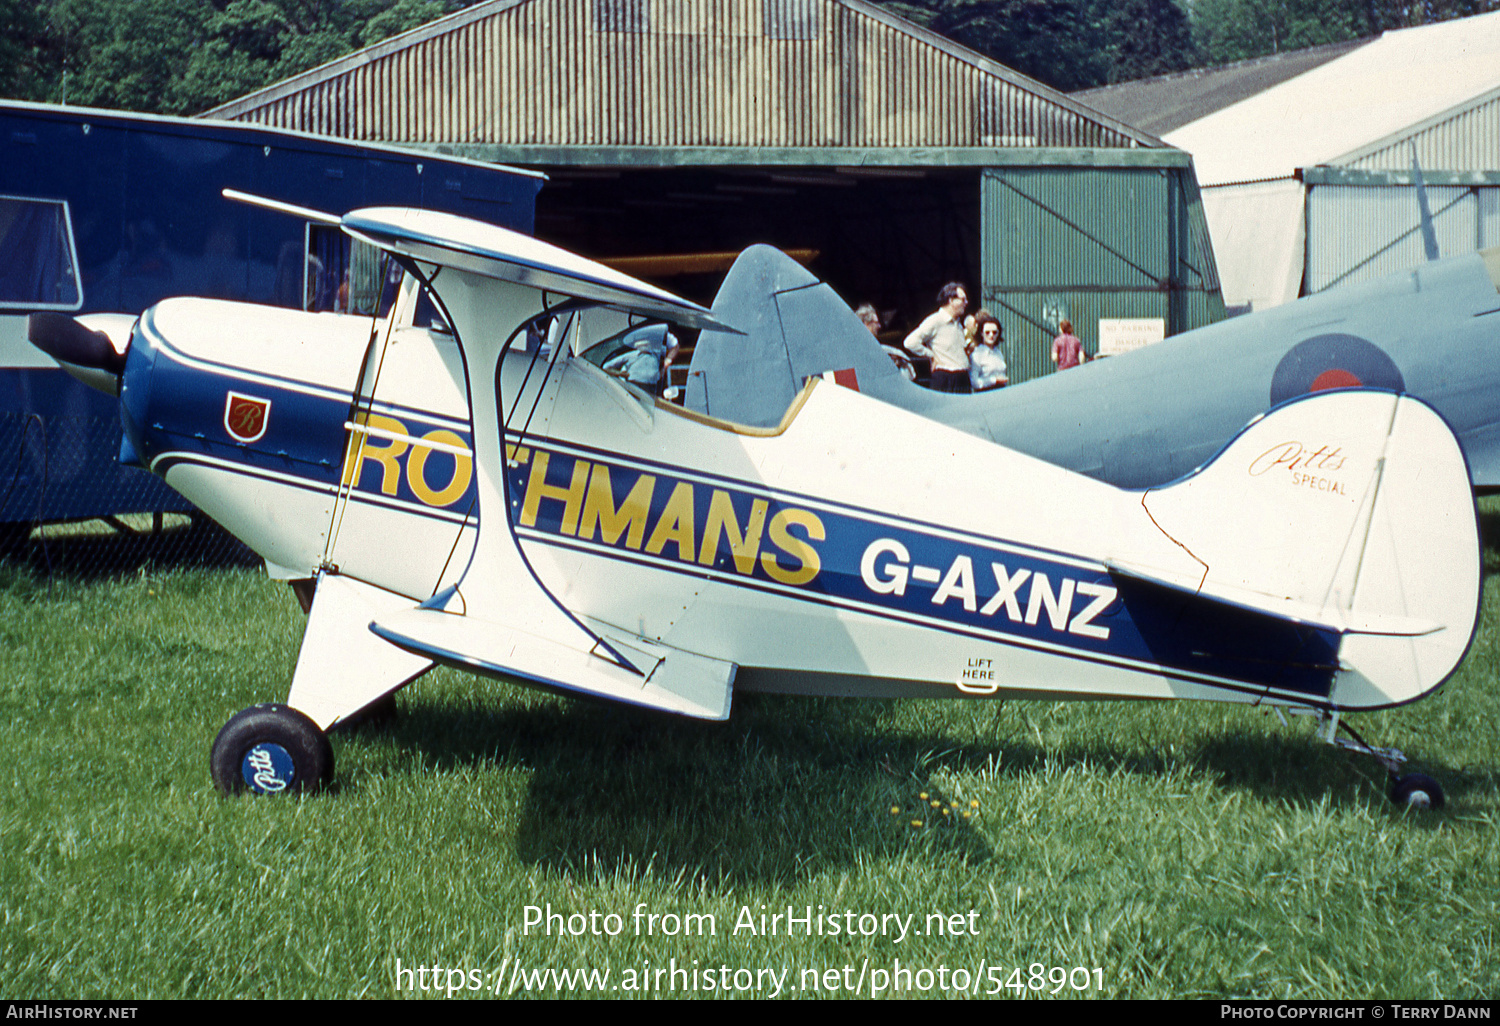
{"left": 533, "top": 162, "right": 981, "bottom": 340}
{"left": 514, "top": 150, "right": 1221, "bottom": 384}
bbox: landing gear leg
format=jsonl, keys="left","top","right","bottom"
{"left": 1314, "top": 710, "right": 1444, "bottom": 811}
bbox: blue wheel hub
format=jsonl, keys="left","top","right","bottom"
{"left": 241, "top": 742, "right": 296, "bottom": 794}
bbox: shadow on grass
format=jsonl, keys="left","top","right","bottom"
{"left": 376, "top": 693, "right": 998, "bottom": 885}
{"left": 1479, "top": 503, "right": 1500, "bottom": 574}
{"left": 362, "top": 690, "right": 1481, "bottom": 884}
{"left": 1192, "top": 729, "right": 1496, "bottom": 821}
{"left": 0, "top": 517, "right": 257, "bottom": 586}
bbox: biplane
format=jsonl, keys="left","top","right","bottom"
{"left": 30, "top": 194, "right": 1481, "bottom": 809}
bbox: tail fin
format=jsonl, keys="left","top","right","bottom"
{"left": 686, "top": 245, "right": 931, "bottom": 426}
{"left": 1119, "top": 389, "right": 1479, "bottom": 709}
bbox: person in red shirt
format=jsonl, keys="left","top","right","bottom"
{"left": 1051, "top": 319, "right": 1084, "bottom": 370}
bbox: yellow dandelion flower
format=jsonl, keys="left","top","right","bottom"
{"left": 919, "top": 792, "right": 929, "bottom": 800}
{"left": 890, "top": 806, "right": 901, "bottom": 815}
{"left": 911, "top": 820, "right": 923, "bottom": 828}
{"left": 962, "top": 811, "right": 972, "bottom": 819}
{"left": 970, "top": 799, "right": 980, "bottom": 808}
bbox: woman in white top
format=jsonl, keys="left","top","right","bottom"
{"left": 968, "top": 313, "right": 1008, "bottom": 392}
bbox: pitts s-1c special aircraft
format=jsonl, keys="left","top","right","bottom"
{"left": 29, "top": 192, "right": 1482, "bottom": 808}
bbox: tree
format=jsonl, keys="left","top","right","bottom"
{"left": 0, "top": 0, "right": 51, "bottom": 101}
{"left": 873, "top": 0, "right": 1197, "bottom": 91}
{"left": 1100, "top": 0, "right": 1196, "bottom": 83}
{"left": 41, "top": 0, "right": 211, "bottom": 111}
{"left": 1190, "top": 0, "right": 1498, "bottom": 66}
{"left": 876, "top": 0, "right": 1111, "bottom": 91}
{"left": 180, "top": 0, "right": 448, "bottom": 113}
{"left": 6, "top": 0, "right": 450, "bottom": 115}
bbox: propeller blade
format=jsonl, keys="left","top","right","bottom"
{"left": 27, "top": 313, "right": 127, "bottom": 375}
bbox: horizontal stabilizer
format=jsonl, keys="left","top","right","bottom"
{"left": 1102, "top": 558, "right": 1442, "bottom": 638}
{"left": 370, "top": 607, "right": 735, "bottom": 721}
{"left": 1129, "top": 389, "right": 1479, "bottom": 708}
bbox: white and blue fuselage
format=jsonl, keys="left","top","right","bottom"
{"left": 115, "top": 292, "right": 1480, "bottom": 718}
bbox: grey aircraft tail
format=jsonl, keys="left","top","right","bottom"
{"left": 685, "top": 245, "right": 949, "bottom": 427}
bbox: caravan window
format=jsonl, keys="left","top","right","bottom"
{"left": 0, "top": 196, "right": 82, "bottom": 310}
{"left": 305, "top": 224, "right": 399, "bottom": 316}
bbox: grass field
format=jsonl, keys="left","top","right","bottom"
{"left": 1, "top": 511, "right": 1497, "bottom": 1000}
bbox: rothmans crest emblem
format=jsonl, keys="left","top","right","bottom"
{"left": 224, "top": 391, "right": 271, "bottom": 443}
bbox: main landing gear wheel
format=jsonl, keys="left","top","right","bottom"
{"left": 211, "top": 704, "right": 333, "bottom": 796}
{"left": 1390, "top": 773, "right": 1445, "bottom": 811}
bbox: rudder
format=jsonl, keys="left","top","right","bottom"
{"left": 1127, "top": 390, "right": 1479, "bottom": 709}
{"left": 686, "top": 245, "right": 922, "bottom": 425}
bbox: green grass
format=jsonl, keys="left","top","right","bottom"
{"left": 2, "top": 517, "right": 1498, "bottom": 999}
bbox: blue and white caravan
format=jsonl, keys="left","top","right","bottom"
{"left": 37, "top": 194, "right": 1482, "bottom": 808}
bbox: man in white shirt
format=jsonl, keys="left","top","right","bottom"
{"left": 903, "top": 283, "right": 971, "bottom": 393}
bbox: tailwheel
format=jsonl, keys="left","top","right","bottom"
{"left": 211, "top": 704, "right": 333, "bottom": 795}
{"left": 1390, "top": 773, "right": 1445, "bottom": 811}
{"left": 1309, "top": 709, "right": 1444, "bottom": 812}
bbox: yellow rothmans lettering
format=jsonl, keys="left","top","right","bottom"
{"left": 343, "top": 412, "right": 408, "bottom": 496}
{"left": 579, "top": 464, "right": 655, "bottom": 549}
{"left": 340, "top": 412, "right": 475, "bottom": 509}
{"left": 646, "top": 482, "right": 696, "bottom": 560}
{"left": 699, "top": 490, "right": 769, "bottom": 574}
{"left": 517, "top": 448, "right": 825, "bottom": 588}
{"left": 407, "top": 428, "right": 472, "bottom": 507}
{"left": 762, "top": 508, "right": 824, "bottom": 586}
{"left": 521, "top": 451, "right": 590, "bottom": 535}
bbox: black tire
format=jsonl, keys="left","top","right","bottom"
{"left": 1390, "top": 773, "right": 1445, "bottom": 811}
{"left": 210, "top": 704, "right": 333, "bottom": 796}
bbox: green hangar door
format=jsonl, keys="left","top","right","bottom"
{"left": 980, "top": 165, "right": 1222, "bottom": 383}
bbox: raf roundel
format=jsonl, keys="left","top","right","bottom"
{"left": 1269, "top": 334, "right": 1405, "bottom": 406}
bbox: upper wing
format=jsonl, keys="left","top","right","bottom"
{"left": 341, "top": 206, "right": 735, "bottom": 332}
{"left": 221, "top": 189, "right": 737, "bottom": 332}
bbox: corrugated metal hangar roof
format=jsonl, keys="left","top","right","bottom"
{"left": 1072, "top": 38, "right": 1368, "bottom": 139}
{"left": 204, "top": 0, "right": 1159, "bottom": 155}
{"left": 1164, "top": 11, "right": 1500, "bottom": 186}
{"left": 202, "top": 0, "right": 1222, "bottom": 384}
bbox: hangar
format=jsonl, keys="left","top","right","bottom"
{"left": 1081, "top": 11, "right": 1500, "bottom": 314}
{"left": 203, "top": 0, "right": 1223, "bottom": 382}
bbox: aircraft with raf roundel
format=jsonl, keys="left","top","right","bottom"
{"left": 686, "top": 233, "right": 1500, "bottom": 495}
{"left": 27, "top": 191, "right": 1481, "bottom": 809}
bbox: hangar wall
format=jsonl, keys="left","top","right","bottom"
{"left": 1304, "top": 169, "right": 1500, "bottom": 294}
{"left": 206, "top": 0, "right": 1145, "bottom": 150}
{"left": 982, "top": 160, "right": 1221, "bottom": 381}
{"left": 207, "top": 0, "right": 1223, "bottom": 383}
